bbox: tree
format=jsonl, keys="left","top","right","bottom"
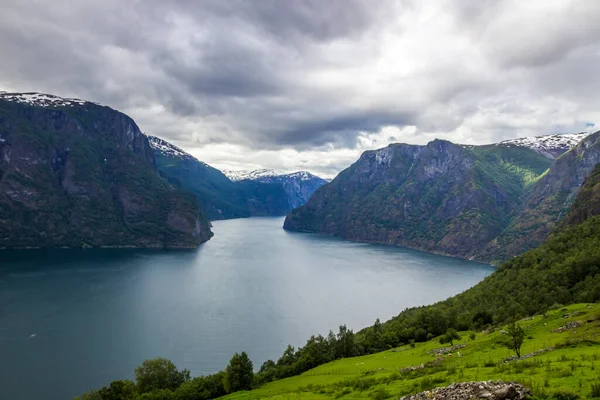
{"left": 134, "top": 358, "right": 190, "bottom": 394}
{"left": 336, "top": 325, "right": 357, "bottom": 358}
{"left": 439, "top": 328, "right": 461, "bottom": 346}
{"left": 503, "top": 321, "right": 525, "bottom": 358}
{"left": 98, "top": 380, "right": 136, "bottom": 400}
{"left": 224, "top": 352, "right": 253, "bottom": 393}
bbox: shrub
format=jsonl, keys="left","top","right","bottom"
{"left": 591, "top": 381, "right": 600, "bottom": 398}
{"left": 549, "top": 390, "right": 579, "bottom": 400}
{"left": 371, "top": 388, "right": 392, "bottom": 400}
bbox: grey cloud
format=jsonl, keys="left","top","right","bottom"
{"left": 2, "top": 0, "right": 600, "bottom": 176}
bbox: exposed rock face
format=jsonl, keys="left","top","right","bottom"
{"left": 401, "top": 381, "right": 530, "bottom": 400}
{"left": 284, "top": 133, "right": 600, "bottom": 263}
{"left": 0, "top": 93, "right": 212, "bottom": 249}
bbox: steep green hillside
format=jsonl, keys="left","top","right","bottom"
{"left": 482, "top": 131, "right": 600, "bottom": 263}
{"left": 222, "top": 304, "right": 600, "bottom": 400}
{"left": 0, "top": 93, "right": 212, "bottom": 249}
{"left": 284, "top": 139, "right": 553, "bottom": 261}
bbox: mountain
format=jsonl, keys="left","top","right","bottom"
{"left": 150, "top": 139, "right": 326, "bottom": 219}
{"left": 149, "top": 138, "right": 326, "bottom": 219}
{"left": 284, "top": 132, "right": 594, "bottom": 262}
{"left": 497, "top": 132, "right": 590, "bottom": 158}
{"left": 480, "top": 131, "right": 600, "bottom": 262}
{"left": 224, "top": 169, "right": 328, "bottom": 209}
{"left": 0, "top": 92, "right": 212, "bottom": 249}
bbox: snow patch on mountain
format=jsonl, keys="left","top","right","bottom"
{"left": 146, "top": 135, "right": 209, "bottom": 166}
{"left": 223, "top": 169, "right": 320, "bottom": 182}
{"left": 498, "top": 133, "right": 590, "bottom": 157}
{"left": 0, "top": 92, "right": 100, "bottom": 108}
{"left": 223, "top": 169, "right": 282, "bottom": 181}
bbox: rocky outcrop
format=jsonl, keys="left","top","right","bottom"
{"left": 0, "top": 92, "right": 212, "bottom": 249}
{"left": 401, "top": 381, "right": 531, "bottom": 400}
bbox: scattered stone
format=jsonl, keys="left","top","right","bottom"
{"left": 400, "top": 380, "right": 530, "bottom": 400}
{"left": 563, "top": 311, "right": 585, "bottom": 319}
{"left": 552, "top": 321, "right": 583, "bottom": 333}
{"left": 399, "top": 358, "right": 444, "bottom": 373}
{"left": 427, "top": 343, "right": 466, "bottom": 356}
{"left": 502, "top": 348, "right": 554, "bottom": 363}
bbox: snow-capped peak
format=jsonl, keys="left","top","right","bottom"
{"left": 147, "top": 135, "right": 203, "bottom": 163}
{"left": 0, "top": 92, "right": 100, "bottom": 108}
{"left": 223, "top": 169, "right": 321, "bottom": 182}
{"left": 497, "top": 132, "right": 590, "bottom": 157}
{"left": 223, "top": 169, "right": 282, "bottom": 181}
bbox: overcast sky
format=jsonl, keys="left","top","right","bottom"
{"left": 1, "top": 0, "right": 600, "bottom": 177}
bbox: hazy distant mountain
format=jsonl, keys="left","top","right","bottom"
{"left": 149, "top": 139, "right": 327, "bottom": 219}
{"left": 0, "top": 93, "right": 213, "bottom": 249}
{"left": 224, "top": 169, "right": 328, "bottom": 209}
{"left": 285, "top": 132, "right": 596, "bottom": 263}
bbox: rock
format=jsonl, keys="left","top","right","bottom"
{"left": 401, "top": 381, "right": 530, "bottom": 400}
{"left": 552, "top": 321, "right": 584, "bottom": 333}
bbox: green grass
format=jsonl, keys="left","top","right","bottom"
{"left": 222, "top": 304, "right": 600, "bottom": 400}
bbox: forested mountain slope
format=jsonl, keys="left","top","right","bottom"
{"left": 0, "top": 93, "right": 212, "bottom": 249}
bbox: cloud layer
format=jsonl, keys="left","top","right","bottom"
{"left": 2, "top": 0, "right": 600, "bottom": 177}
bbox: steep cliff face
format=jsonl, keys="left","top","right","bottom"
{"left": 284, "top": 133, "right": 594, "bottom": 262}
{"left": 285, "top": 139, "right": 539, "bottom": 258}
{"left": 150, "top": 137, "right": 326, "bottom": 219}
{"left": 481, "top": 131, "right": 600, "bottom": 261}
{"left": 0, "top": 93, "right": 212, "bottom": 249}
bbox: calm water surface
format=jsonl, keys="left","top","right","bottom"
{"left": 0, "top": 217, "right": 494, "bottom": 400}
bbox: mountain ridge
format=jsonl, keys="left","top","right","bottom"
{"left": 284, "top": 131, "right": 597, "bottom": 263}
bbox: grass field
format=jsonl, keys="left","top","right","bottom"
{"left": 222, "top": 303, "right": 600, "bottom": 399}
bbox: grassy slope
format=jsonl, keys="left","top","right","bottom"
{"left": 223, "top": 304, "right": 600, "bottom": 400}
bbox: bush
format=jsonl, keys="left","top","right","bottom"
{"left": 371, "top": 388, "right": 392, "bottom": 400}
{"left": 591, "top": 381, "right": 600, "bottom": 398}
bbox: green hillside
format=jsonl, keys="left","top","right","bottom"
{"left": 222, "top": 303, "right": 600, "bottom": 400}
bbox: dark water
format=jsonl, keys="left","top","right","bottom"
{"left": 0, "top": 217, "right": 494, "bottom": 400}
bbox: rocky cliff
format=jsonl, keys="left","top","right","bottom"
{"left": 0, "top": 93, "right": 212, "bottom": 249}
{"left": 284, "top": 133, "right": 596, "bottom": 262}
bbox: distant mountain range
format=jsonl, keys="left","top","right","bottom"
{"left": 285, "top": 130, "right": 600, "bottom": 263}
{"left": 148, "top": 137, "right": 327, "bottom": 220}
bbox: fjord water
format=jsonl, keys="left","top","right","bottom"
{"left": 0, "top": 217, "right": 494, "bottom": 400}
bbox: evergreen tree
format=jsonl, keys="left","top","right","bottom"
{"left": 224, "top": 352, "right": 253, "bottom": 393}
